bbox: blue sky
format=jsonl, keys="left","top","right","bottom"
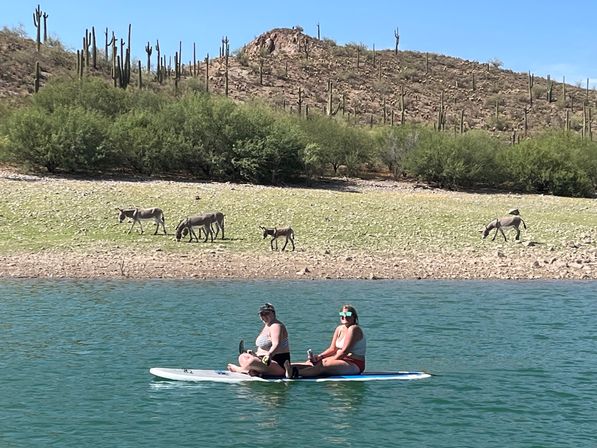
{"left": 4, "top": 0, "right": 597, "bottom": 86}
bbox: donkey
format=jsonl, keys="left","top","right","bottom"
{"left": 175, "top": 214, "right": 214, "bottom": 243}
{"left": 482, "top": 215, "right": 527, "bottom": 241}
{"left": 118, "top": 207, "right": 166, "bottom": 235}
{"left": 196, "top": 211, "right": 225, "bottom": 240}
{"left": 260, "top": 226, "right": 295, "bottom": 251}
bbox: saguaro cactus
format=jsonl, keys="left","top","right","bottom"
{"left": 91, "top": 27, "right": 97, "bottom": 69}
{"left": 222, "top": 36, "right": 229, "bottom": 96}
{"left": 528, "top": 72, "right": 534, "bottom": 106}
{"left": 437, "top": 91, "right": 445, "bottom": 131}
{"left": 145, "top": 42, "right": 152, "bottom": 73}
{"left": 105, "top": 29, "right": 115, "bottom": 63}
{"left": 546, "top": 75, "right": 553, "bottom": 103}
{"left": 33, "top": 4, "right": 43, "bottom": 52}
{"left": 205, "top": 53, "right": 209, "bottom": 92}
{"left": 394, "top": 27, "right": 400, "bottom": 54}
{"left": 42, "top": 11, "right": 49, "bottom": 42}
{"left": 327, "top": 80, "right": 334, "bottom": 116}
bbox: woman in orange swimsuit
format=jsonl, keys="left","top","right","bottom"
{"left": 285, "top": 304, "right": 366, "bottom": 378}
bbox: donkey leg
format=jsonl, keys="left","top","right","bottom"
{"left": 128, "top": 220, "right": 137, "bottom": 234}
{"left": 281, "top": 238, "right": 288, "bottom": 251}
{"left": 515, "top": 227, "right": 521, "bottom": 240}
{"left": 289, "top": 236, "right": 295, "bottom": 251}
{"left": 500, "top": 228, "right": 507, "bottom": 241}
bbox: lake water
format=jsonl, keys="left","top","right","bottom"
{"left": 1, "top": 279, "right": 596, "bottom": 447}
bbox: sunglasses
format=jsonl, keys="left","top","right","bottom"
{"left": 259, "top": 311, "right": 272, "bottom": 316}
{"left": 339, "top": 311, "right": 353, "bottom": 318}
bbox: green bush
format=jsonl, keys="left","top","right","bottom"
{"left": 32, "top": 78, "right": 130, "bottom": 117}
{"left": 499, "top": 132, "right": 595, "bottom": 197}
{"left": 403, "top": 130, "right": 503, "bottom": 188}
{"left": 6, "top": 105, "right": 110, "bottom": 172}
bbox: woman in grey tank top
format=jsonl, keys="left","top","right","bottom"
{"left": 227, "top": 303, "right": 291, "bottom": 377}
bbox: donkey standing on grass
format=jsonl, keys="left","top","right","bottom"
{"left": 118, "top": 207, "right": 166, "bottom": 235}
{"left": 197, "top": 211, "right": 225, "bottom": 240}
{"left": 482, "top": 215, "right": 527, "bottom": 241}
{"left": 260, "top": 226, "right": 295, "bottom": 251}
{"left": 175, "top": 214, "right": 214, "bottom": 243}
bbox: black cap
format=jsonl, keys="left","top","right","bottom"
{"left": 258, "top": 303, "right": 275, "bottom": 314}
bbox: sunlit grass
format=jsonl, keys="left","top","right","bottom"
{"left": 0, "top": 177, "right": 594, "bottom": 255}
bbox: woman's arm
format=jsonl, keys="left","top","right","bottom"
{"left": 266, "top": 323, "right": 283, "bottom": 356}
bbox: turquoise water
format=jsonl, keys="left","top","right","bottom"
{"left": 1, "top": 280, "right": 596, "bottom": 447}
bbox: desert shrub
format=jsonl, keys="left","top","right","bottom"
{"left": 499, "top": 132, "right": 595, "bottom": 197}
{"left": 32, "top": 77, "right": 130, "bottom": 117}
{"left": 373, "top": 125, "right": 420, "bottom": 179}
{"left": 5, "top": 105, "right": 110, "bottom": 172}
{"left": 403, "top": 129, "right": 503, "bottom": 188}
{"left": 107, "top": 110, "right": 169, "bottom": 175}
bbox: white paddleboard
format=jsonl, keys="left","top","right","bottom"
{"left": 149, "top": 367, "right": 431, "bottom": 383}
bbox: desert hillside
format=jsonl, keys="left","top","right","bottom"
{"left": 1, "top": 25, "right": 594, "bottom": 138}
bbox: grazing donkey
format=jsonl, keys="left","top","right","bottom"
{"left": 197, "top": 211, "right": 225, "bottom": 240}
{"left": 118, "top": 207, "right": 166, "bottom": 235}
{"left": 175, "top": 214, "right": 214, "bottom": 243}
{"left": 482, "top": 215, "right": 527, "bottom": 241}
{"left": 260, "top": 226, "right": 295, "bottom": 251}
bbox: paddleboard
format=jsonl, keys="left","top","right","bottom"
{"left": 149, "top": 367, "right": 431, "bottom": 383}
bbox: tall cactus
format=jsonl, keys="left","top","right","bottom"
{"left": 105, "top": 29, "right": 115, "bottom": 63}
{"left": 205, "top": 53, "right": 209, "bottom": 92}
{"left": 546, "top": 75, "right": 553, "bottom": 103}
{"left": 437, "top": 91, "right": 445, "bottom": 131}
{"left": 528, "top": 72, "right": 534, "bottom": 106}
{"left": 156, "top": 40, "right": 162, "bottom": 83}
{"left": 327, "top": 80, "right": 333, "bottom": 116}
{"left": 138, "top": 60, "right": 142, "bottom": 88}
{"left": 33, "top": 4, "right": 43, "bottom": 52}
{"left": 91, "top": 27, "right": 97, "bottom": 69}
{"left": 145, "top": 42, "right": 152, "bottom": 73}
{"left": 297, "top": 87, "right": 303, "bottom": 116}
{"left": 193, "top": 42, "right": 197, "bottom": 77}
{"left": 42, "top": 11, "right": 48, "bottom": 42}
{"left": 223, "top": 36, "right": 229, "bottom": 96}
{"left": 394, "top": 27, "right": 400, "bottom": 54}
{"left": 460, "top": 109, "right": 464, "bottom": 134}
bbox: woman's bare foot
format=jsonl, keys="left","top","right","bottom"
{"left": 227, "top": 363, "right": 243, "bottom": 373}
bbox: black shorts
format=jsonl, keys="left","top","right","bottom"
{"left": 271, "top": 352, "right": 291, "bottom": 367}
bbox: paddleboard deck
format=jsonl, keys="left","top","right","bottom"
{"left": 149, "top": 367, "right": 431, "bottom": 383}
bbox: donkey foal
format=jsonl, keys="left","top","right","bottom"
{"left": 260, "top": 226, "right": 295, "bottom": 251}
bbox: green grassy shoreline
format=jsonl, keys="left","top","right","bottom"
{"left": 1, "top": 174, "right": 594, "bottom": 257}
{"left": 0, "top": 173, "right": 595, "bottom": 281}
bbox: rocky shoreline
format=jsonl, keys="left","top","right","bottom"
{"left": 1, "top": 244, "right": 595, "bottom": 280}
